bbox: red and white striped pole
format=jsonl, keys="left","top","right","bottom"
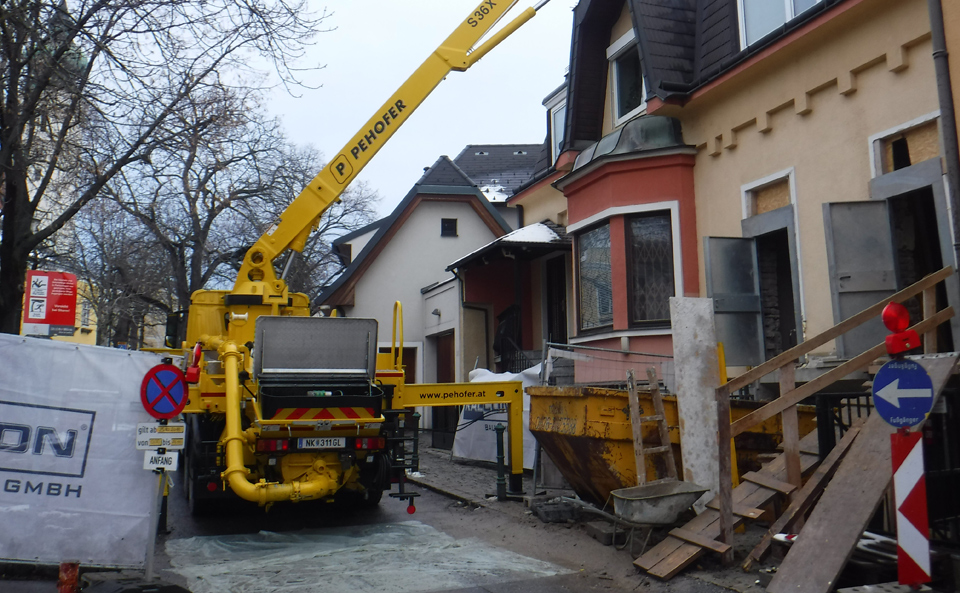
{"left": 891, "top": 428, "right": 931, "bottom": 586}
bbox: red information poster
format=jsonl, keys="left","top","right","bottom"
{"left": 21, "top": 271, "right": 78, "bottom": 337}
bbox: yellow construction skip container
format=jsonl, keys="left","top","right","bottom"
{"left": 527, "top": 385, "right": 816, "bottom": 506}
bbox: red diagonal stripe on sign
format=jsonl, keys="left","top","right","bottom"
{"left": 148, "top": 374, "right": 180, "bottom": 408}
{"left": 341, "top": 407, "right": 361, "bottom": 419}
{"left": 897, "top": 546, "right": 930, "bottom": 586}
{"left": 316, "top": 409, "right": 335, "bottom": 420}
{"left": 901, "top": 475, "right": 929, "bottom": 535}
{"left": 891, "top": 431, "right": 921, "bottom": 471}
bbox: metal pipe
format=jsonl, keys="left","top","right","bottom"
{"left": 219, "top": 341, "right": 339, "bottom": 504}
{"left": 927, "top": 0, "right": 960, "bottom": 268}
{"left": 495, "top": 424, "right": 507, "bottom": 501}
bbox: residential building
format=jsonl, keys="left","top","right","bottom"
{"left": 547, "top": 0, "right": 959, "bottom": 379}
{"left": 318, "top": 145, "right": 539, "bottom": 446}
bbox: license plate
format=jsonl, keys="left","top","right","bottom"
{"left": 298, "top": 437, "right": 345, "bottom": 450}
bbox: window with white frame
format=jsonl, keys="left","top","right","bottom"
{"left": 545, "top": 90, "right": 567, "bottom": 164}
{"left": 607, "top": 30, "right": 646, "bottom": 126}
{"left": 578, "top": 223, "right": 613, "bottom": 330}
{"left": 627, "top": 212, "right": 675, "bottom": 325}
{"left": 739, "top": 0, "right": 822, "bottom": 47}
{"left": 551, "top": 102, "right": 567, "bottom": 163}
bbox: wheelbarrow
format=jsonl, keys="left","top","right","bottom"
{"left": 610, "top": 480, "right": 709, "bottom": 525}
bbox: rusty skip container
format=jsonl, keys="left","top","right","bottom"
{"left": 527, "top": 385, "right": 816, "bottom": 506}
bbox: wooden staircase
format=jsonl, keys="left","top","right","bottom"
{"left": 635, "top": 430, "right": 819, "bottom": 579}
{"left": 634, "top": 266, "right": 957, "bottom": 587}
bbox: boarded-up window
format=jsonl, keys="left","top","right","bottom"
{"left": 880, "top": 120, "right": 940, "bottom": 174}
{"left": 751, "top": 179, "right": 791, "bottom": 216}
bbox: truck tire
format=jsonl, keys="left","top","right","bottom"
{"left": 185, "top": 414, "right": 223, "bottom": 516}
{"left": 357, "top": 453, "right": 389, "bottom": 508}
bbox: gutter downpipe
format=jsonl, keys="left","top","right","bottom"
{"left": 928, "top": 0, "right": 960, "bottom": 268}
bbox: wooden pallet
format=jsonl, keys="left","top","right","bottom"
{"left": 634, "top": 430, "right": 822, "bottom": 580}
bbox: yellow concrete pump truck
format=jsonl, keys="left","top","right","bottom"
{"left": 172, "top": 0, "right": 551, "bottom": 514}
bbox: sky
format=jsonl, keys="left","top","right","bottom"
{"left": 267, "top": 0, "right": 576, "bottom": 218}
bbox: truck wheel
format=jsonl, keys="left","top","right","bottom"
{"left": 357, "top": 453, "right": 389, "bottom": 508}
{"left": 185, "top": 415, "right": 220, "bottom": 516}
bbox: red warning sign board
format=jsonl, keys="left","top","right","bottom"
{"left": 21, "top": 271, "right": 78, "bottom": 337}
{"left": 891, "top": 429, "right": 931, "bottom": 586}
{"left": 140, "top": 364, "right": 189, "bottom": 420}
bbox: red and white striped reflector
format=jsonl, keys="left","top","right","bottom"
{"left": 891, "top": 430, "right": 931, "bottom": 586}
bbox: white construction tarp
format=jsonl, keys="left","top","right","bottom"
{"left": 451, "top": 365, "right": 539, "bottom": 469}
{"left": 0, "top": 334, "right": 162, "bottom": 567}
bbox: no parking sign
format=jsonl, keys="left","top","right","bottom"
{"left": 140, "top": 364, "right": 188, "bottom": 420}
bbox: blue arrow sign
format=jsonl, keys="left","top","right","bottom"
{"left": 872, "top": 360, "right": 934, "bottom": 428}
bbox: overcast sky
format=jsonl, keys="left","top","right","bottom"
{"left": 268, "top": 1, "right": 576, "bottom": 218}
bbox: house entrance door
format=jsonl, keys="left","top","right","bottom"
{"left": 431, "top": 331, "right": 458, "bottom": 449}
{"left": 545, "top": 255, "right": 567, "bottom": 344}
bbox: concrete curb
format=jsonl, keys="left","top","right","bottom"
{"left": 405, "top": 475, "right": 489, "bottom": 508}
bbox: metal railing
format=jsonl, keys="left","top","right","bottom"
{"left": 540, "top": 341, "right": 675, "bottom": 392}
{"left": 714, "top": 265, "right": 956, "bottom": 565}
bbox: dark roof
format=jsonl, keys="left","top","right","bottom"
{"left": 417, "top": 155, "right": 475, "bottom": 187}
{"left": 332, "top": 219, "right": 385, "bottom": 248}
{"left": 316, "top": 154, "right": 513, "bottom": 307}
{"left": 629, "top": 0, "right": 698, "bottom": 90}
{"left": 563, "top": 0, "right": 849, "bottom": 151}
{"left": 452, "top": 144, "right": 542, "bottom": 199}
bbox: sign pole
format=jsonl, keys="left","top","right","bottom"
{"left": 874, "top": 302, "right": 933, "bottom": 586}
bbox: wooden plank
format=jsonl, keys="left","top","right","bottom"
{"left": 669, "top": 528, "right": 731, "bottom": 555}
{"left": 716, "top": 382, "right": 734, "bottom": 565}
{"left": 766, "top": 415, "right": 894, "bottom": 593}
{"left": 780, "top": 364, "right": 801, "bottom": 490}
{"left": 729, "top": 306, "right": 954, "bottom": 438}
{"left": 704, "top": 500, "right": 764, "bottom": 519}
{"left": 742, "top": 424, "right": 862, "bottom": 571}
{"left": 643, "top": 445, "right": 672, "bottom": 455}
{"left": 723, "top": 266, "right": 953, "bottom": 394}
{"left": 626, "top": 370, "right": 646, "bottom": 486}
{"left": 742, "top": 472, "right": 796, "bottom": 495}
{"left": 636, "top": 432, "right": 821, "bottom": 578}
{"left": 924, "top": 286, "right": 937, "bottom": 354}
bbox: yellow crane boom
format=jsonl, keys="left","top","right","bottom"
{"left": 234, "top": 0, "right": 552, "bottom": 297}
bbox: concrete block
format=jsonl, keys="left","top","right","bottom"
{"left": 584, "top": 521, "right": 627, "bottom": 546}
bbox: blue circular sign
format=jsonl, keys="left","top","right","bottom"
{"left": 140, "top": 364, "right": 188, "bottom": 420}
{"left": 872, "top": 360, "right": 934, "bottom": 428}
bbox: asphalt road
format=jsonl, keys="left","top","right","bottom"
{"left": 151, "top": 468, "right": 745, "bottom": 593}
{"left": 0, "top": 460, "right": 751, "bottom": 592}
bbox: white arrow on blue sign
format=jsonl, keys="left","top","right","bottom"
{"left": 872, "top": 360, "right": 934, "bottom": 428}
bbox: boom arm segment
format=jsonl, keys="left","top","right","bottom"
{"left": 234, "top": 0, "right": 549, "bottom": 293}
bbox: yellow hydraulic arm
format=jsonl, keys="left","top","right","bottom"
{"left": 233, "top": 0, "right": 554, "bottom": 298}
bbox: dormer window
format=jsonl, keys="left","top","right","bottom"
{"left": 607, "top": 30, "right": 646, "bottom": 127}
{"left": 739, "top": 0, "right": 822, "bottom": 47}
{"left": 545, "top": 88, "right": 567, "bottom": 164}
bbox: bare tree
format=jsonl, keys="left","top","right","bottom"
{"left": 68, "top": 84, "right": 378, "bottom": 342}
{"left": 0, "top": 0, "right": 327, "bottom": 333}
{"left": 70, "top": 198, "right": 171, "bottom": 347}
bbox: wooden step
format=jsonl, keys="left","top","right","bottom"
{"left": 634, "top": 430, "right": 821, "bottom": 580}
{"left": 637, "top": 414, "right": 664, "bottom": 423}
{"left": 642, "top": 445, "right": 672, "bottom": 455}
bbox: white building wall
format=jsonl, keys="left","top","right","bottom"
{"left": 350, "top": 200, "right": 503, "bottom": 384}
{"left": 343, "top": 227, "right": 380, "bottom": 263}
